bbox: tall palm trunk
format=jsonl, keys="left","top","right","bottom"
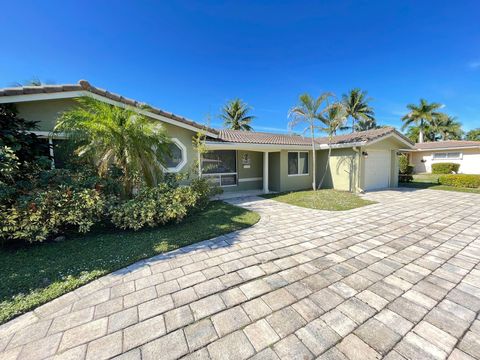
{"left": 318, "top": 141, "right": 332, "bottom": 190}
{"left": 418, "top": 119, "right": 424, "bottom": 143}
{"left": 351, "top": 117, "right": 355, "bottom": 133}
{"left": 310, "top": 124, "right": 316, "bottom": 190}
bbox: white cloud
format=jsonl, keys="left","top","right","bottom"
{"left": 468, "top": 61, "right": 480, "bottom": 69}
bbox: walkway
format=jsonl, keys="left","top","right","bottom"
{"left": 1, "top": 189, "right": 480, "bottom": 360}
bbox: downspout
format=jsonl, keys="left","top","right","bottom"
{"left": 352, "top": 147, "right": 365, "bottom": 194}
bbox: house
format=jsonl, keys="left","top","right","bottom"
{"left": 408, "top": 141, "right": 480, "bottom": 174}
{"left": 0, "top": 80, "right": 414, "bottom": 193}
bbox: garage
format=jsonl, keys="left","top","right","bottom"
{"left": 364, "top": 150, "right": 392, "bottom": 191}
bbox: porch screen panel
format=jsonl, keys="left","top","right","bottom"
{"left": 202, "top": 150, "right": 237, "bottom": 174}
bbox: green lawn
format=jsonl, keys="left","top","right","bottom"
{"left": 399, "top": 173, "right": 480, "bottom": 194}
{"left": 261, "top": 189, "right": 376, "bottom": 210}
{"left": 400, "top": 181, "right": 480, "bottom": 194}
{"left": 0, "top": 201, "right": 260, "bottom": 324}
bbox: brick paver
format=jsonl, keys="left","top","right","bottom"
{"left": 1, "top": 188, "right": 480, "bottom": 359}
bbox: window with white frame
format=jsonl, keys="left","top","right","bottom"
{"left": 288, "top": 151, "right": 309, "bottom": 175}
{"left": 432, "top": 152, "right": 462, "bottom": 160}
{"left": 201, "top": 150, "right": 237, "bottom": 186}
{"left": 162, "top": 138, "right": 187, "bottom": 172}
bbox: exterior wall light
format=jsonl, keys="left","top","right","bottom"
{"left": 362, "top": 151, "right": 368, "bottom": 158}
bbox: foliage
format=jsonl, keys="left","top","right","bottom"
{"left": 438, "top": 174, "right": 480, "bottom": 188}
{"left": 354, "top": 118, "right": 379, "bottom": 132}
{"left": 432, "top": 162, "right": 460, "bottom": 174}
{"left": 109, "top": 185, "right": 195, "bottom": 230}
{"left": 466, "top": 128, "right": 480, "bottom": 141}
{"left": 398, "top": 154, "right": 414, "bottom": 182}
{"left": 190, "top": 177, "right": 222, "bottom": 208}
{"left": 0, "top": 201, "right": 260, "bottom": 324}
{"left": 55, "top": 97, "right": 171, "bottom": 197}
{"left": 0, "top": 104, "right": 50, "bottom": 164}
{"left": 220, "top": 99, "right": 255, "bottom": 131}
{"left": 109, "top": 178, "right": 220, "bottom": 231}
{"left": 431, "top": 114, "right": 463, "bottom": 140}
{"left": 261, "top": 189, "right": 375, "bottom": 211}
{"left": 289, "top": 92, "right": 334, "bottom": 190}
{"left": 401, "top": 99, "right": 445, "bottom": 143}
{"left": 341, "top": 89, "right": 375, "bottom": 133}
{"left": 1, "top": 187, "right": 106, "bottom": 243}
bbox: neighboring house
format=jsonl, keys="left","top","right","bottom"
{"left": 0, "top": 80, "right": 414, "bottom": 193}
{"left": 408, "top": 141, "right": 480, "bottom": 174}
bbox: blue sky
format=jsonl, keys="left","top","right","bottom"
{"left": 1, "top": 0, "right": 479, "bottom": 133}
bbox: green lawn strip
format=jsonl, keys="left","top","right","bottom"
{"left": 261, "top": 189, "right": 376, "bottom": 211}
{"left": 0, "top": 201, "right": 260, "bottom": 324}
{"left": 400, "top": 182, "right": 480, "bottom": 194}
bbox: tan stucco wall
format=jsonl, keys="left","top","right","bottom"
{"left": 410, "top": 148, "right": 480, "bottom": 174}
{"left": 268, "top": 152, "right": 281, "bottom": 192}
{"left": 316, "top": 148, "right": 358, "bottom": 191}
{"left": 279, "top": 150, "right": 313, "bottom": 192}
{"left": 16, "top": 99, "right": 77, "bottom": 131}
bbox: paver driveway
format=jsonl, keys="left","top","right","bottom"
{"left": 1, "top": 189, "right": 480, "bottom": 360}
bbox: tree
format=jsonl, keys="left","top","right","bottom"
{"left": 55, "top": 97, "right": 170, "bottom": 197}
{"left": 354, "top": 118, "right": 379, "bottom": 132}
{"left": 318, "top": 102, "right": 347, "bottom": 189}
{"left": 432, "top": 114, "right": 463, "bottom": 140}
{"left": 401, "top": 99, "right": 444, "bottom": 143}
{"left": 342, "top": 89, "right": 375, "bottom": 133}
{"left": 466, "top": 128, "right": 480, "bottom": 141}
{"left": 220, "top": 99, "right": 255, "bottom": 131}
{"left": 288, "top": 92, "right": 333, "bottom": 190}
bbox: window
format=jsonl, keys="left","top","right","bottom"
{"left": 162, "top": 138, "right": 187, "bottom": 172}
{"left": 288, "top": 152, "right": 309, "bottom": 176}
{"left": 201, "top": 150, "right": 237, "bottom": 186}
{"left": 432, "top": 152, "right": 462, "bottom": 160}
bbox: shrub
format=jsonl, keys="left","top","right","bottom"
{"left": 398, "top": 154, "right": 414, "bottom": 183}
{"left": 432, "top": 162, "right": 460, "bottom": 174}
{"left": 0, "top": 187, "right": 106, "bottom": 243}
{"left": 190, "top": 177, "right": 222, "bottom": 209}
{"left": 109, "top": 184, "right": 197, "bottom": 230}
{"left": 438, "top": 174, "right": 480, "bottom": 188}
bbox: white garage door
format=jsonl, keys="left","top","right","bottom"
{"left": 364, "top": 150, "right": 391, "bottom": 191}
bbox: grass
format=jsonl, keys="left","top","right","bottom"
{"left": 400, "top": 173, "right": 480, "bottom": 194}
{"left": 261, "top": 189, "right": 376, "bottom": 211}
{"left": 400, "top": 181, "right": 480, "bottom": 194}
{"left": 0, "top": 201, "right": 260, "bottom": 324}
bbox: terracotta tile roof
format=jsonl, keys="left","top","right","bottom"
{"left": 316, "top": 126, "right": 412, "bottom": 146}
{"left": 0, "top": 80, "right": 218, "bottom": 135}
{"left": 215, "top": 127, "right": 413, "bottom": 147}
{"left": 414, "top": 140, "right": 480, "bottom": 150}
{"left": 216, "top": 129, "right": 313, "bottom": 145}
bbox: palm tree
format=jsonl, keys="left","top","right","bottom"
{"left": 354, "top": 117, "right": 378, "bottom": 132}
{"left": 466, "top": 128, "right": 480, "bottom": 141}
{"left": 288, "top": 92, "right": 333, "bottom": 190}
{"left": 432, "top": 114, "right": 463, "bottom": 140}
{"left": 220, "top": 99, "right": 255, "bottom": 131}
{"left": 55, "top": 97, "right": 170, "bottom": 197}
{"left": 318, "top": 102, "right": 347, "bottom": 189}
{"left": 401, "top": 99, "right": 444, "bottom": 143}
{"left": 342, "top": 89, "right": 375, "bottom": 133}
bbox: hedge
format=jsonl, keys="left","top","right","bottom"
{"left": 432, "top": 162, "right": 460, "bottom": 174}
{"left": 438, "top": 174, "right": 480, "bottom": 188}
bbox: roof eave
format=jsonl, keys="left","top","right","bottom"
{"left": 0, "top": 89, "right": 219, "bottom": 138}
